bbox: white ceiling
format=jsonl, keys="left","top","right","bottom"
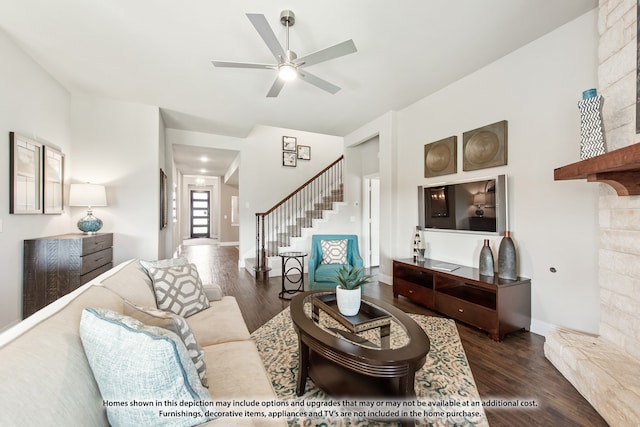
{"left": 0, "top": 0, "right": 597, "bottom": 177}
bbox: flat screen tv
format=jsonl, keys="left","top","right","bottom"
{"left": 418, "top": 174, "right": 507, "bottom": 235}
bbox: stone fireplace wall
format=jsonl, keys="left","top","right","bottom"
{"left": 598, "top": 0, "right": 640, "bottom": 359}
{"left": 543, "top": 3, "right": 640, "bottom": 424}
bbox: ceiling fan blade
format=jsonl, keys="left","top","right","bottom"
{"left": 246, "top": 13, "right": 286, "bottom": 60}
{"left": 266, "top": 77, "right": 285, "bottom": 98}
{"left": 296, "top": 39, "right": 357, "bottom": 67}
{"left": 211, "top": 60, "right": 275, "bottom": 70}
{"left": 298, "top": 70, "right": 341, "bottom": 94}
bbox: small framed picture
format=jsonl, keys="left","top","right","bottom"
{"left": 283, "top": 136, "right": 297, "bottom": 152}
{"left": 297, "top": 145, "right": 311, "bottom": 160}
{"left": 283, "top": 151, "right": 297, "bottom": 167}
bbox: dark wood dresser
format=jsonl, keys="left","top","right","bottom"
{"left": 393, "top": 258, "right": 531, "bottom": 341}
{"left": 23, "top": 233, "right": 113, "bottom": 318}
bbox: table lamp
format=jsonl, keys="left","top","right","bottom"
{"left": 69, "top": 183, "right": 107, "bottom": 233}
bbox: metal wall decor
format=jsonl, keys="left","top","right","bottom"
{"left": 424, "top": 136, "right": 457, "bottom": 178}
{"left": 462, "top": 120, "right": 508, "bottom": 171}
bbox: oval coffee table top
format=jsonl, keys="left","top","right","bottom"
{"left": 290, "top": 290, "right": 430, "bottom": 363}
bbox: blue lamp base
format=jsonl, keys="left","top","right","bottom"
{"left": 77, "top": 210, "right": 103, "bottom": 234}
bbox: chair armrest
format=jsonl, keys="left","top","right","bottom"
{"left": 308, "top": 255, "right": 319, "bottom": 285}
{"left": 350, "top": 252, "right": 364, "bottom": 270}
{"left": 202, "top": 284, "right": 223, "bottom": 301}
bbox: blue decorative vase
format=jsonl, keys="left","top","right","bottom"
{"left": 77, "top": 209, "right": 103, "bottom": 233}
{"left": 498, "top": 231, "right": 517, "bottom": 280}
{"left": 479, "top": 239, "right": 494, "bottom": 276}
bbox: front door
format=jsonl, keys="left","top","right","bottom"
{"left": 190, "top": 190, "right": 210, "bottom": 238}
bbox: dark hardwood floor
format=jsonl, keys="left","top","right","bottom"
{"left": 180, "top": 243, "right": 608, "bottom": 427}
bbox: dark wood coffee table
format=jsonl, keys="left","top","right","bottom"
{"left": 290, "top": 290, "right": 430, "bottom": 408}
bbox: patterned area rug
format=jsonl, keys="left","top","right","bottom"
{"left": 251, "top": 308, "right": 488, "bottom": 426}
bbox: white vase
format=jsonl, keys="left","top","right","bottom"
{"left": 336, "top": 286, "right": 361, "bottom": 316}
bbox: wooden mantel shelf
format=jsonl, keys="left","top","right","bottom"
{"left": 554, "top": 143, "right": 640, "bottom": 196}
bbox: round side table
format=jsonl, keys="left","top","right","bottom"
{"left": 278, "top": 251, "right": 307, "bottom": 300}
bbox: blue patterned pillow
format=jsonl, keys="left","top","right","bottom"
{"left": 320, "top": 239, "right": 348, "bottom": 264}
{"left": 79, "top": 308, "right": 214, "bottom": 427}
{"left": 123, "top": 302, "right": 208, "bottom": 388}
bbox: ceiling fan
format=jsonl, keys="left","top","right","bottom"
{"left": 211, "top": 10, "right": 357, "bottom": 97}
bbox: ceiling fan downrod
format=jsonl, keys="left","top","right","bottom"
{"left": 279, "top": 10, "right": 297, "bottom": 78}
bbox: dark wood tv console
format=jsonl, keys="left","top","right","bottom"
{"left": 393, "top": 258, "right": 531, "bottom": 341}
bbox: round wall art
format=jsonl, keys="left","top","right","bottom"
{"left": 424, "top": 136, "right": 457, "bottom": 178}
{"left": 462, "top": 120, "right": 508, "bottom": 171}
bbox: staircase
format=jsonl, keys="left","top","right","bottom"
{"left": 249, "top": 156, "right": 345, "bottom": 278}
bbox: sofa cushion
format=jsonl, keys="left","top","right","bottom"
{"left": 79, "top": 308, "right": 214, "bottom": 427}
{"left": 188, "top": 296, "right": 251, "bottom": 346}
{"left": 148, "top": 263, "right": 210, "bottom": 317}
{"left": 314, "top": 263, "right": 347, "bottom": 283}
{"left": 0, "top": 286, "right": 123, "bottom": 427}
{"left": 123, "top": 301, "right": 208, "bottom": 388}
{"left": 100, "top": 259, "right": 157, "bottom": 307}
{"left": 320, "top": 239, "right": 348, "bottom": 264}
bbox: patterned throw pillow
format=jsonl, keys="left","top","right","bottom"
{"left": 320, "top": 239, "right": 348, "bottom": 264}
{"left": 124, "top": 302, "right": 208, "bottom": 387}
{"left": 148, "top": 263, "right": 210, "bottom": 317}
{"left": 79, "top": 308, "right": 214, "bottom": 427}
{"left": 139, "top": 257, "right": 189, "bottom": 274}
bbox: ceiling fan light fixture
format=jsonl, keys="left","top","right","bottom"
{"left": 278, "top": 63, "right": 297, "bottom": 81}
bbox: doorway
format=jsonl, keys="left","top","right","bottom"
{"left": 190, "top": 190, "right": 210, "bottom": 238}
{"left": 364, "top": 176, "right": 380, "bottom": 267}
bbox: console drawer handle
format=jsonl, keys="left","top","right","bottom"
{"left": 458, "top": 308, "right": 464, "bottom": 313}
{"left": 408, "top": 290, "right": 414, "bottom": 294}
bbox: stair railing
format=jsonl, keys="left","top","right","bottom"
{"left": 254, "top": 155, "right": 344, "bottom": 280}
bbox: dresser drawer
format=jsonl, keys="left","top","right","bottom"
{"left": 394, "top": 279, "right": 434, "bottom": 308}
{"left": 80, "top": 262, "right": 113, "bottom": 285}
{"left": 435, "top": 292, "right": 497, "bottom": 332}
{"left": 81, "top": 247, "right": 113, "bottom": 275}
{"left": 82, "top": 234, "right": 113, "bottom": 255}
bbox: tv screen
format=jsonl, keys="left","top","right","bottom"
{"left": 418, "top": 175, "right": 507, "bottom": 234}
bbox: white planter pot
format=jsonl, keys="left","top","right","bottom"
{"left": 336, "top": 286, "right": 361, "bottom": 316}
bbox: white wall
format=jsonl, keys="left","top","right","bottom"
{"left": 347, "top": 10, "right": 601, "bottom": 335}
{"left": 0, "top": 29, "right": 73, "bottom": 330}
{"left": 70, "top": 93, "right": 161, "bottom": 263}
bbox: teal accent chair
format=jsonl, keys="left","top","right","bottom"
{"left": 308, "top": 234, "right": 364, "bottom": 290}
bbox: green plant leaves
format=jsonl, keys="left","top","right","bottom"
{"left": 329, "top": 266, "right": 373, "bottom": 290}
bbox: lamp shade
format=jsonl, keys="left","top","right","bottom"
{"left": 69, "top": 184, "right": 107, "bottom": 207}
{"left": 473, "top": 193, "right": 486, "bottom": 206}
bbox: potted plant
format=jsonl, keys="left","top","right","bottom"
{"left": 330, "top": 266, "right": 373, "bottom": 316}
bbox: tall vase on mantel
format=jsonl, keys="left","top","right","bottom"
{"left": 479, "top": 239, "right": 494, "bottom": 276}
{"left": 498, "top": 231, "right": 517, "bottom": 280}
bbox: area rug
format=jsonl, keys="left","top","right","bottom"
{"left": 251, "top": 308, "right": 488, "bottom": 427}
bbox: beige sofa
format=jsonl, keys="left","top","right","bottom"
{"left": 0, "top": 259, "right": 284, "bottom": 427}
